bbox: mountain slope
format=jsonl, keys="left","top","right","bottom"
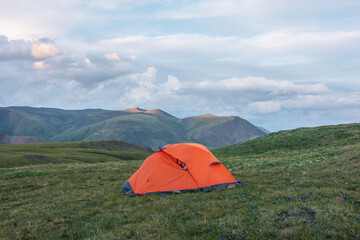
{"left": 0, "top": 106, "right": 267, "bottom": 148}
{"left": 181, "top": 115, "right": 266, "bottom": 148}
{"left": 52, "top": 113, "right": 184, "bottom": 148}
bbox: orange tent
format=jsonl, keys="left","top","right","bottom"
{"left": 122, "top": 143, "right": 242, "bottom": 196}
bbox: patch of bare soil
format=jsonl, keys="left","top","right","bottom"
{"left": 23, "top": 155, "right": 61, "bottom": 164}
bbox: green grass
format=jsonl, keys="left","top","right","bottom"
{"left": 0, "top": 123, "right": 359, "bottom": 239}
{"left": 0, "top": 141, "right": 152, "bottom": 168}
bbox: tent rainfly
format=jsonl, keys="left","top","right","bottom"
{"left": 122, "top": 143, "right": 243, "bottom": 196}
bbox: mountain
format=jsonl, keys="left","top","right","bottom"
{"left": 181, "top": 114, "right": 265, "bottom": 147}
{"left": 0, "top": 106, "right": 267, "bottom": 148}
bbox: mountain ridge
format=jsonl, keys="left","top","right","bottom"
{"left": 0, "top": 106, "right": 267, "bottom": 148}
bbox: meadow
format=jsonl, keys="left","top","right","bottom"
{"left": 0, "top": 124, "right": 359, "bottom": 239}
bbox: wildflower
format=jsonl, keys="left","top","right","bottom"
{"left": 343, "top": 196, "right": 348, "bottom": 200}
{"left": 287, "top": 196, "right": 291, "bottom": 201}
{"left": 275, "top": 197, "right": 278, "bottom": 200}
{"left": 250, "top": 211, "right": 256, "bottom": 215}
{"left": 318, "top": 196, "right": 321, "bottom": 200}
{"left": 273, "top": 201, "right": 277, "bottom": 204}
{"left": 327, "top": 195, "right": 330, "bottom": 199}
{"left": 250, "top": 204, "right": 254, "bottom": 208}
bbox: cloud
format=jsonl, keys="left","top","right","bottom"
{"left": 260, "top": 56, "right": 313, "bottom": 66}
{"left": 161, "top": 75, "right": 181, "bottom": 94}
{"left": 282, "top": 94, "right": 360, "bottom": 110}
{"left": 0, "top": 35, "right": 63, "bottom": 61}
{"left": 248, "top": 93, "right": 360, "bottom": 114}
{"left": 248, "top": 101, "right": 282, "bottom": 114}
{"left": 33, "top": 61, "right": 51, "bottom": 70}
{"left": 0, "top": 59, "right": 359, "bottom": 132}
{"left": 155, "top": 0, "right": 279, "bottom": 19}
{"left": 192, "top": 77, "right": 330, "bottom": 96}
{"left": 99, "top": 31, "right": 360, "bottom": 69}
{"left": 31, "top": 37, "right": 63, "bottom": 59}
{"left": 243, "top": 31, "right": 360, "bottom": 54}
{"left": 155, "top": 0, "right": 360, "bottom": 20}
{"left": 105, "top": 52, "right": 120, "bottom": 62}
{"left": 0, "top": 1, "right": 91, "bottom": 39}
{"left": 100, "top": 34, "right": 236, "bottom": 57}
{"left": 0, "top": 35, "right": 32, "bottom": 60}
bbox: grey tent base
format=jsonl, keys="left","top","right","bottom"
{"left": 121, "top": 180, "right": 244, "bottom": 197}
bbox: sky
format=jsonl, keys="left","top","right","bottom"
{"left": 0, "top": 0, "right": 359, "bottom": 131}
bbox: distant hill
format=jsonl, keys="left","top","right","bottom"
{"left": 0, "top": 106, "right": 267, "bottom": 148}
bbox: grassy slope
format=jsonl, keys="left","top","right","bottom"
{"left": 0, "top": 141, "right": 152, "bottom": 168}
{"left": 0, "top": 124, "right": 359, "bottom": 239}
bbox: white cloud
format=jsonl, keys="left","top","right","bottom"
{"left": 0, "top": 35, "right": 63, "bottom": 61}
{"left": 155, "top": 0, "right": 280, "bottom": 19}
{"left": 193, "top": 77, "right": 329, "bottom": 96}
{"left": 248, "top": 93, "right": 360, "bottom": 114}
{"left": 0, "top": 1, "right": 102, "bottom": 40}
{"left": 105, "top": 52, "right": 120, "bottom": 62}
{"left": 243, "top": 31, "right": 360, "bottom": 53}
{"left": 33, "top": 61, "right": 51, "bottom": 70}
{"left": 282, "top": 94, "right": 360, "bottom": 110}
{"left": 100, "top": 34, "right": 237, "bottom": 57}
{"left": 155, "top": 0, "right": 360, "bottom": 20}
{"left": 99, "top": 31, "right": 360, "bottom": 70}
{"left": 260, "top": 56, "right": 313, "bottom": 66}
{"left": 161, "top": 75, "right": 181, "bottom": 94}
{"left": 31, "top": 37, "right": 63, "bottom": 59}
{"left": 248, "top": 101, "right": 282, "bottom": 114}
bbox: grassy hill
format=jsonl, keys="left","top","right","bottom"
{"left": 0, "top": 123, "right": 359, "bottom": 239}
{"left": 213, "top": 123, "right": 360, "bottom": 156}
